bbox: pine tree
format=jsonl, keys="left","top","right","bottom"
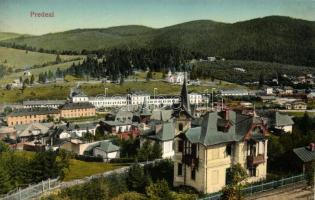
{"left": 30, "top": 74, "right": 35, "bottom": 84}
{"left": 126, "top": 163, "right": 150, "bottom": 193}
{"left": 56, "top": 54, "right": 62, "bottom": 64}
{"left": 151, "top": 142, "right": 162, "bottom": 159}
{"left": 0, "top": 165, "right": 12, "bottom": 194}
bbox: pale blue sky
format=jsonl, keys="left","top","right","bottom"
{"left": 0, "top": 0, "right": 314, "bottom": 35}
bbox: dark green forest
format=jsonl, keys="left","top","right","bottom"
{"left": 1, "top": 16, "right": 315, "bottom": 66}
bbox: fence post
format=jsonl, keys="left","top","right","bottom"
{"left": 19, "top": 188, "right": 21, "bottom": 200}
{"left": 42, "top": 180, "right": 44, "bottom": 192}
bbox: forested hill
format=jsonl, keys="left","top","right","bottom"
{"left": 1, "top": 16, "right": 315, "bottom": 66}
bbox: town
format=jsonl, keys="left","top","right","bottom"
{"left": 1, "top": 0, "right": 315, "bottom": 199}
{"left": 1, "top": 68, "right": 315, "bottom": 199}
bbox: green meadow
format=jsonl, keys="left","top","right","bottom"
{"left": 0, "top": 80, "right": 243, "bottom": 103}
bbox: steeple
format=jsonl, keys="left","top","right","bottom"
{"left": 139, "top": 97, "right": 151, "bottom": 116}
{"left": 180, "top": 72, "right": 191, "bottom": 114}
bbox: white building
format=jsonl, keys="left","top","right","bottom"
{"left": 23, "top": 100, "right": 66, "bottom": 109}
{"left": 89, "top": 96, "right": 127, "bottom": 108}
{"left": 93, "top": 140, "right": 120, "bottom": 162}
{"left": 166, "top": 71, "right": 185, "bottom": 85}
{"left": 88, "top": 93, "right": 201, "bottom": 109}
{"left": 220, "top": 89, "right": 249, "bottom": 97}
{"left": 265, "top": 87, "right": 273, "bottom": 95}
{"left": 72, "top": 94, "right": 89, "bottom": 103}
{"left": 141, "top": 121, "right": 175, "bottom": 158}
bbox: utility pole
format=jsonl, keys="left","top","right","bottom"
{"left": 212, "top": 88, "right": 215, "bottom": 111}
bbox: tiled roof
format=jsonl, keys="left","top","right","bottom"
{"left": 23, "top": 100, "right": 66, "bottom": 106}
{"left": 151, "top": 110, "right": 173, "bottom": 121}
{"left": 15, "top": 122, "right": 53, "bottom": 137}
{"left": 185, "top": 111, "right": 266, "bottom": 146}
{"left": 60, "top": 102, "right": 95, "bottom": 110}
{"left": 145, "top": 121, "right": 175, "bottom": 141}
{"left": 274, "top": 112, "right": 294, "bottom": 127}
{"left": 8, "top": 107, "right": 59, "bottom": 117}
{"left": 293, "top": 146, "right": 315, "bottom": 163}
{"left": 95, "top": 140, "right": 120, "bottom": 153}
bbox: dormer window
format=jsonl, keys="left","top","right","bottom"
{"left": 179, "top": 123, "right": 184, "bottom": 131}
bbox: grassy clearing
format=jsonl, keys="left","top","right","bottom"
{"left": 129, "top": 71, "right": 163, "bottom": 80}
{"left": 0, "top": 84, "right": 72, "bottom": 103}
{"left": 0, "top": 80, "right": 244, "bottom": 103}
{"left": 282, "top": 111, "right": 315, "bottom": 118}
{"left": 0, "top": 47, "right": 84, "bottom": 70}
{"left": 0, "top": 60, "right": 83, "bottom": 84}
{"left": 63, "top": 159, "right": 126, "bottom": 181}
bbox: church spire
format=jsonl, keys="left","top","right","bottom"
{"left": 180, "top": 72, "right": 191, "bottom": 114}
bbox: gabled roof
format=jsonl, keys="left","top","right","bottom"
{"left": 273, "top": 112, "right": 294, "bottom": 127}
{"left": 8, "top": 107, "right": 59, "bottom": 117}
{"left": 23, "top": 100, "right": 66, "bottom": 106}
{"left": 151, "top": 109, "right": 173, "bottom": 122}
{"left": 144, "top": 121, "right": 175, "bottom": 141}
{"left": 15, "top": 122, "right": 53, "bottom": 137}
{"left": 185, "top": 111, "right": 267, "bottom": 146}
{"left": 60, "top": 102, "right": 95, "bottom": 110}
{"left": 94, "top": 140, "right": 120, "bottom": 153}
{"left": 293, "top": 146, "right": 315, "bottom": 163}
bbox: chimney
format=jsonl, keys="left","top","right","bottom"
{"left": 308, "top": 143, "right": 315, "bottom": 151}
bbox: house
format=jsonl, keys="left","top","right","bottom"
{"left": 269, "top": 112, "right": 294, "bottom": 133}
{"left": 173, "top": 110, "right": 269, "bottom": 194}
{"left": 307, "top": 92, "right": 315, "bottom": 99}
{"left": 285, "top": 101, "right": 307, "bottom": 110}
{"left": 59, "top": 139, "right": 99, "bottom": 155}
{"left": 141, "top": 121, "right": 175, "bottom": 158}
{"left": 11, "top": 79, "right": 23, "bottom": 88}
{"left": 7, "top": 107, "right": 60, "bottom": 126}
{"left": 92, "top": 140, "right": 120, "bottom": 162}
{"left": 102, "top": 120, "right": 139, "bottom": 139}
{"left": 14, "top": 122, "right": 53, "bottom": 145}
{"left": 70, "top": 87, "right": 89, "bottom": 103}
{"left": 293, "top": 144, "right": 315, "bottom": 173}
{"left": 59, "top": 102, "right": 96, "bottom": 118}
{"left": 283, "top": 86, "right": 294, "bottom": 95}
{"left": 166, "top": 71, "right": 186, "bottom": 85}
{"left": 52, "top": 122, "right": 98, "bottom": 139}
{"left": 0, "top": 126, "right": 17, "bottom": 140}
{"left": 264, "top": 87, "right": 273, "bottom": 95}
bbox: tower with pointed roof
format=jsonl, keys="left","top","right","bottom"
{"left": 173, "top": 72, "right": 193, "bottom": 135}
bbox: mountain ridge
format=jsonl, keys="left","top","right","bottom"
{"left": 1, "top": 16, "right": 315, "bottom": 66}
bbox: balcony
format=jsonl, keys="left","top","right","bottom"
{"left": 247, "top": 154, "right": 265, "bottom": 167}
{"left": 182, "top": 154, "right": 199, "bottom": 168}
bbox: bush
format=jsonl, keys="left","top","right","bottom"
{"left": 110, "top": 157, "right": 136, "bottom": 163}
{"left": 75, "top": 155, "right": 103, "bottom": 162}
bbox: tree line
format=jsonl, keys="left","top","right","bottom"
{"left": 0, "top": 143, "right": 70, "bottom": 194}
{"left": 63, "top": 47, "right": 200, "bottom": 81}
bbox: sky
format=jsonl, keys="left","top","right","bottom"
{"left": 0, "top": 0, "right": 315, "bottom": 35}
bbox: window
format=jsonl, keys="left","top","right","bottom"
{"left": 191, "top": 144, "right": 197, "bottom": 158}
{"left": 179, "top": 123, "right": 184, "bottom": 131}
{"left": 177, "top": 163, "right": 183, "bottom": 176}
{"left": 249, "top": 167, "right": 256, "bottom": 177}
{"left": 178, "top": 140, "right": 184, "bottom": 153}
{"left": 226, "top": 144, "right": 232, "bottom": 156}
{"left": 191, "top": 169, "right": 196, "bottom": 180}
